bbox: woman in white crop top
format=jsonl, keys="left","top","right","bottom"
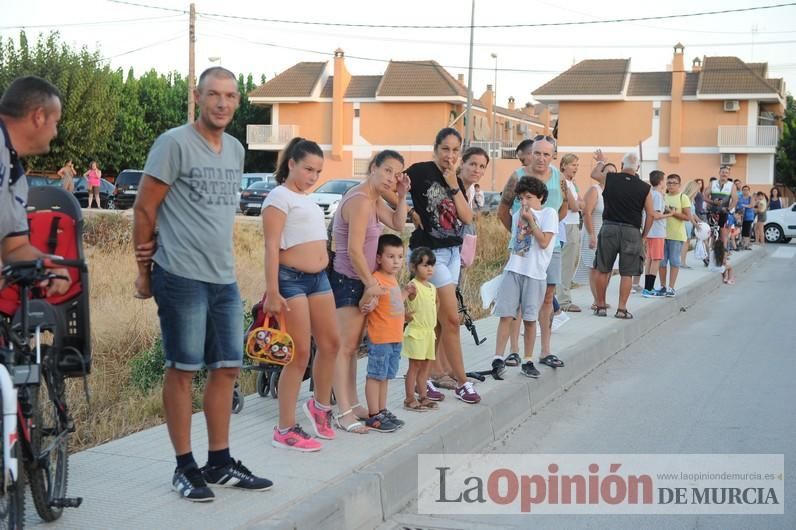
{"left": 262, "top": 137, "right": 340, "bottom": 452}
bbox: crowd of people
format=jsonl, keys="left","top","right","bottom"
{"left": 3, "top": 68, "right": 787, "bottom": 507}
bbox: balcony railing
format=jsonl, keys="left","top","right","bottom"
{"left": 246, "top": 124, "right": 300, "bottom": 147}
{"left": 469, "top": 140, "right": 518, "bottom": 159}
{"left": 717, "top": 125, "right": 778, "bottom": 149}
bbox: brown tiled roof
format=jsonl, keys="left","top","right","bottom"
{"left": 746, "top": 62, "right": 767, "bottom": 77}
{"left": 319, "top": 75, "right": 382, "bottom": 98}
{"left": 627, "top": 72, "right": 672, "bottom": 96}
{"left": 532, "top": 59, "right": 630, "bottom": 96}
{"left": 684, "top": 72, "right": 699, "bottom": 96}
{"left": 495, "top": 105, "right": 541, "bottom": 123}
{"left": 376, "top": 60, "right": 467, "bottom": 98}
{"left": 698, "top": 57, "right": 779, "bottom": 95}
{"left": 248, "top": 62, "right": 326, "bottom": 98}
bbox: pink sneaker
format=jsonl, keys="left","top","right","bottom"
{"left": 272, "top": 425, "right": 322, "bottom": 452}
{"left": 303, "top": 398, "right": 335, "bottom": 440}
{"left": 425, "top": 380, "right": 445, "bottom": 401}
{"left": 454, "top": 381, "right": 481, "bottom": 404}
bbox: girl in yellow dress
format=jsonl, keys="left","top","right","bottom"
{"left": 403, "top": 247, "right": 439, "bottom": 411}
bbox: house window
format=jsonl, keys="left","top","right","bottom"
{"left": 354, "top": 108, "right": 360, "bottom": 118}
{"left": 353, "top": 158, "right": 370, "bottom": 177}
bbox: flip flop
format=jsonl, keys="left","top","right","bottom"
{"left": 403, "top": 399, "right": 429, "bottom": 412}
{"left": 540, "top": 354, "right": 565, "bottom": 368}
{"left": 504, "top": 353, "right": 522, "bottom": 367}
{"left": 614, "top": 309, "right": 634, "bottom": 320}
{"left": 418, "top": 397, "right": 439, "bottom": 410}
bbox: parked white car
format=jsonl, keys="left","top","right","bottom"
{"left": 309, "top": 179, "right": 360, "bottom": 218}
{"left": 764, "top": 203, "right": 796, "bottom": 243}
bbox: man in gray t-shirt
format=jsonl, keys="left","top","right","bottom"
{"left": 133, "top": 67, "right": 272, "bottom": 502}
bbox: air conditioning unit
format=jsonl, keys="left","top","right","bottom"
{"left": 723, "top": 100, "right": 740, "bottom": 112}
{"left": 720, "top": 153, "right": 736, "bottom": 165}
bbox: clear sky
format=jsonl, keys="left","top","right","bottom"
{"left": 2, "top": 0, "right": 795, "bottom": 106}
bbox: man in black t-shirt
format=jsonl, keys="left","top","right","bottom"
{"left": 589, "top": 150, "right": 655, "bottom": 319}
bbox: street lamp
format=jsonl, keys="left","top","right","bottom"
{"left": 208, "top": 56, "right": 222, "bottom": 66}
{"left": 491, "top": 52, "right": 498, "bottom": 190}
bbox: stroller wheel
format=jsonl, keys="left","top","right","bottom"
{"left": 256, "top": 371, "right": 269, "bottom": 397}
{"left": 232, "top": 388, "right": 244, "bottom": 414}
{"left": 269, "top": 371, "right": 280, "bottom": 398}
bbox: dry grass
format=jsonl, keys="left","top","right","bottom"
{"left": 459, "top": 214, "right": 510, "bottom": 320}
{"left": 67, "top": 213, "right": 509, "bottom": 450}
{"left": 67, "top": 215, "right": 264, "bottom": 450}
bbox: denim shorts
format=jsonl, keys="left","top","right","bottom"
{"left": 278, "top": 265, "right": 332, "bottom": 300}
{"left": 366, "top": 341, "right": 401, "bottom": 381}
{"left": 330, "top": 268, "right": 365, "bottom": 308}
{"left": 661, "top": 240, "right": 683, "bottom": 268}
{"left": 151, "top": 263, "right": 243, "bottom": 371}
{"left": 407, "top": 246, "right": 461, "bottom": 289}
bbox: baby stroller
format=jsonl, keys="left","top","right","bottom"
{"left": 0, "top": 186, "right": 92, "bottom": 378}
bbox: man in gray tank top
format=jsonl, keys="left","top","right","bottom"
{"left": 133, "top": 67, "right": 272, "bottom": 502}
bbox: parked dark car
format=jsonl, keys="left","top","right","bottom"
{"left": 25, "top": 174, "right": 60, "bottom": 188}
{"left": 237, "top": 173, "right": 273, "bottom": 211}
{"left": 240, "top": 180, "right": 279, "bottom": 215}
{"left": 73, "top": 176, "right": 116, "bottom": 209}
{"left": 113, "top": 169, "right": 144, "bottom": 210}
{"left": 480, "top": 191, "right": 501, "bottom": 215}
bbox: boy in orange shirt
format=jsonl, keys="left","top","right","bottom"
{"left": 364, "top": 234, "right": 407, "bottom": 433}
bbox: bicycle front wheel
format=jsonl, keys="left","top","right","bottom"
{"left": 0, "top": 390, "right": 25, "bottom": 529}
{"left": 25, "top": 377, "right": 69, "bottom": 522}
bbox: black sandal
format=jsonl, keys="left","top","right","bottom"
{"left": 593, "top": 305, "right": 608, "bottom": 317}
{"left": 540, "top": 354, "right": 565, "bottom": 368}
{"left": 614, "top": 309, "right": 634, "bottom": 320}
{"left": 505, "top": 353, "right": 521, "bottom": 367}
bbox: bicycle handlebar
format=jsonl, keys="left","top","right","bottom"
{"left": 1, "top": 258, "right": 86, "bottom": 286}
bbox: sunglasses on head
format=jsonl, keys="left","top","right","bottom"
{"left": 533, "top": 134, "right": 556, "bottom": 145}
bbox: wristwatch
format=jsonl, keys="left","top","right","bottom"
{"left": 449, "top": 187, "right": 461, "bottom": 197}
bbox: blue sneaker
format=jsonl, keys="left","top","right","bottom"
{"left": 665, "top": 287, "right": 676, "bottom": 297}
{"left": 642, "top": 288, "right": 663, "bottom": 298}
{"left": 657, "top": 287, "right": 667, "bottom": 296}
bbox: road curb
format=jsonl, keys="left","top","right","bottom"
{"left": 258, "top": 247, "right": 765, "bottom": 529}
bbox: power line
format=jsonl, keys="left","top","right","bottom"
{"left": 199, "top": 17, "right": 796, "bottom": 50}
{"left": 0, "top": 14, "right": 183, "bottom": 31}
{"left": 199, "top": 31, "right": 796, "bottom": 75}
{"left": 111, "top": 0, "right": 796, "bottom": 30}
{"left": 101, "top": 33, "right": 184, "bottom": 62}
{"left": 534, "top": 0, "right": 795, "bottom": 35}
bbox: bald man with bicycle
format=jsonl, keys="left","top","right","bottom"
{"left": 0, "top": 75, "right": 70, "bottom": 294}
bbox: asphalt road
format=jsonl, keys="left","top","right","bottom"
{"left": 387, "top": 245, "right": 796, "bottom": 530}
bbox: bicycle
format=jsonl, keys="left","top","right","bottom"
{"left": 1, "top": 258, "right": 86, "bottom": 528}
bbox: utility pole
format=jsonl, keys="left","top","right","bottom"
{"left": 187, "top": 3, "right": 196, "bottom": 123}
{"left": 491, "top": 52, "right": 498, "bottom": 191}
{"left": 464, "top": 0, "right": 475, "bottom": 148}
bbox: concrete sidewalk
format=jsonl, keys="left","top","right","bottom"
{"left": 34, "top": 247, "right": 765, "bottom": 530}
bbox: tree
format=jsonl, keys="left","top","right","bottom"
{"left": 775, "top": 94, "right": 796, "bottom": 191}
{"left": 226, "top": 73, "right": 273, "bottom": 172}
{"left": 0, "top": 31, "right": 121, "bottom": 173}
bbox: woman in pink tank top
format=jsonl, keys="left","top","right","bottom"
{"left": 330, "top": 150, "right": 409, "bottom": 433}
{"left": 84, "top": 160, "right": 102, "bottom": 209}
